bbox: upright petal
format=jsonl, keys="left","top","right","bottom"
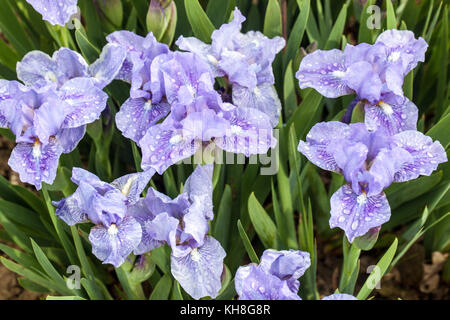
{"left": 170, "top": 236, "right": 226, "bottom": 300}
{"left": 89, "top": 216, "right": 142, "bottom": 267}
{"left": 16, "top": 51, "right": 58, "bottom": 88}
{"left": 110, "top": 169, "right": 155, "bottom": 203}
{"left": 235, "top": 264, "right": 300, "bottom": 300}
{"left": 8, "top": 139, "right": 63, "bottom": 190}
{"left": 33, "top": 100, "right": 66, "bottom": 143}
{"left": 298, "top": 121, "right": 351, "bottom": 172}
{"left": 183, "top": 164, "right": 214, "bottom": 220}
{"left": 329, "top": 184, "right": 391, "bottom": 243}
{"left": 115, "top": 97, "right": 170, "bottom": 143}
{"left": 53, "top": 48, "right": 89, "bottom": 84}
{"left": 344, "top": 61, "right": 382, "bottom": 103}
{"left": 392, "top": 131, "right": 447, "bottom": 182}
{"left": 59, "top": 78, "right": 108, "bottom": 128}
{"left": 296, "top": 49, "right": 352, "bottom": 98}
{"left": 89, "top": 43, "right": 127, "bottom": 89}
{"left": 232, "top": 83, "right": 281, "bottom": 127}
{"left": 26, "top": 0, "right": 78, "bottom": 26}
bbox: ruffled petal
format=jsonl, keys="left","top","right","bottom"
{"left": 364, "top": 95, "right": 418, "bottom": 135}
{"left": 53, "top": 48, "right": 89, "bottom": 84}
{"left": 392, "top": 131, "right": 448, "bottom": 182}
{"left": 53, "top": 188, "right": 89, "bottom": 226}
{"left": 56, "top": 126, "right": 86, "bottom": 153}
{"left": 235, "top": 264, "right": 300, "bottom": 300}
{"left": 26, "top": 0, "right": 78, "bottom": 26}
{"left": 115, "top": 97, "right": 170, "bottom": 143}
{"left": 329, "top": 184, "right": 391, "bottom": 243}
{"left": 110, "top": 169, "right": 155, "bottom": 203}
{"left": 16, "top": 51, "right": 58, "bottom": 88}
{"left": 296, "top": 49, "right": 352, "bottom": 98}
{"left": 59, "top": 78, "right": 108, "bottom": 128}
{"left": 170, "top": 236, "right": 226, "bottom": 300}
{"left": 8, "top": 140, "right": 63, "bottom": 190}
{"left": 344, "top": 61, "right": 382, "bottom": 103}
{"left": 183, "top": 164, "right": 214, "bottom": 220}
{"left": 89, "top": 43, "right": 127, "bottom": 89}
{"left": 232, "top": 83, "right": 281, "bottom": 127}
{"left": 88, "top": 216, "right": 142, "bottom": 267}
{"left": 298, "top": 121, "right": 351, "bottom": 172}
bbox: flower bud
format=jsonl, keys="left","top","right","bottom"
{"left": 354, "top": 226, "right": 381, "bottom": 251}
{"left": 146, "top": 0, "right": 177, "bottom": 45}
{"left": 129, "top": 253, "right": 156, "bottom": 284}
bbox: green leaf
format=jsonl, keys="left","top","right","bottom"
{"left": 170, "top": 281, "right": 184, "bottom": 300}
{"left": 287, "top": 89, "right": 323, "bottom": 139}
{"left": 283, "top": 0, "right": 310, "bottom": 69}
{"left": 184, "top": 0, "right": 215, "bottom": 43}
{"left": 213, "top": 184, "right": 232, "bottom": 249}
{"left": 385, "top": 0, "right": 397, "bottom": 29}
{"left": 358, "top": 0, "right": 376, "bottom": 43}
{"left": 75, "top": 27, "right": 101, "bottom": 64}
{"left": 263, "top": 0, "right": 282, "bottom": 38}
{"left": 149, "top": 273, "right": 173, "bottom": 300}
{"left": 237, "top": 220, "right": 259, "bottom": 264}
{"left": 427, "top": 113, "right": 450, "bottom": 149}
{"left": 206, "top": 0, "right": 234, "bottom": 28}
{"left": 248, "top": 193, "right": 278, "bottom": 249}
{"left": 46, "top": 296, "right": 86, "bottom": 300}
{"left": 357, "top": 238, "right": 398, "bottom": 300}
{"left": 283, "top": 61, "right": 297, "bottom": 121}
{"left": 324, "top": 1, "right": 349, "bottom": 50}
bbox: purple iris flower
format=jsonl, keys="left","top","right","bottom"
{"left": 298, "top": 122, "right": 447, "bottom": 242}
{"left": 296, "top": 30, "right": 427, "bottom": 135}
{"left": 53, "top": 168, "right": 154, "bottom": 267}
{"left": 137, "top": 51, "right": 276, "bottom": 174}
{"left": 322, "top": 293, "right": 358, "bottom": 300}
{"left": 176, "top": 7, "right": 285, "bottom": 127}
{"left": 235, "top": 249, "right": 311, "bottom": 300}
{"left": 1, "top": 45, "right": 125, "bottom": 189}
{"left": 129, "top": 164, "right": 226, "bottom": 300}
{"left": 107, "top": 31, "right": 171, "bottom": 143}
{"left": 26, "top": 0, "right": 78, "bottom": 26}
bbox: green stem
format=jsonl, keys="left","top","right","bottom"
{"left": 339, "top": 237, "right": 361, "bottom": 294}
{"left": 115, "top": 265, "right": 145, "bottom": 300}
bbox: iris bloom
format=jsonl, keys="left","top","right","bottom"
{"left": 26, "top": 0, "right": 78, "bottom": 26}
{"left": 0, "top": 45, "right": 125, "bottom": 189}
{"left": 54, "top": 168, "right": 154, "bottom": 266}
{"left": 298, "top": 122, "right": 447, "bottom": 242}
{"left": 176, "top": 7, "right": 285, "bottom": 127}
{"left": 296, "top": 30, "right": 427, "bottom": 135}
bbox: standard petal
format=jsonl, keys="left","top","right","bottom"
{"left": 364, "top": 96, "right": 418, "bottom": 135}
{"left": 296, "top": 49, "right": 352, "bottom": 98}
{"left": 16, "top": 51, "right": 58, "bottom": 88}
{"left": 110, "top": 169, "right": 155, "bottom": 203}
{"left": 26, "top": 0, "right": 78, "bottom": 26}
{"left": 215, "top": 107, "right": 276, "bottom": 157}
{"left": 183, "top": 164, "right": 214, "bottom": 220}
{"left": 170, "top": 236, "right": 226, "bottom": 300}
{"left": 33, "top": 100, "right": 66, "bottom": 143}
{"left": 89, "top": 216, "right": 142, "bottom": 267}
{"left": 59, "top": 77, "right": 108, "bottom": 128}
{"left": 8, "top": 140, "right": 63, "bottom": 190}
{"left": 232, "top": 83, "right": 281, "bottom": 127}
{"left": 53, "top": 48, "right": 89, "bottom": 84}
{"left": 89, "top": 43, "right": 127, "bottom": 89}
{"left": 392, "top": 131, "right": 448, "bottom": 182}
{"left": 329, "top": 185, "right": 391, "bottom": 243}
{"left": 344, "top": 61, "right": 382, "bottom": 103}
{"left": 217, "top": 50, "right": 257, "bottom": 89}
{"left": 298, "top": 121, "right": 351, "bottom": 172}
{"left": 234, "top": 264, "right": 300, "bottom": 300}
{"left": 115, "top": 97, "right": 170, "bottom": 143}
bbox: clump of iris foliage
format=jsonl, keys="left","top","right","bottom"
{"left": 0, "top": 0, "right": 448, "bottom": 301}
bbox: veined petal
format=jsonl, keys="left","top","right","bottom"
{"left": 33, "top": 100, "right": 66, "bottom": 143}
{"left": 183, "top": 164, "right": 214, "bottom": 220}
{"left": 26, "top": 0, "right": 78, "bottom": 26}
{"left": 53, "top": 48, "right": 89, "bottom": 84}
{"left": 56, "top": 126, "right": 86, "bottom": 153}
{"left": 296, "top": 49, "right": 352, "bottom": 98}
{"left": 115, "top": 97, "right": 170, "bottom": 143}
{"left": 364, "top": 95, "right": 418, "bottom": 135}
{"left": 16, "top": 51, "right": 58, "bottom": 88}
{"left": 59, "top": 77, "right": 108, "bottom": 128}
{"left": 298, "top": 121, "right": 351, "bottom": 172}
{"left": 89, "top": 43, "right": 127, "bottom": 89}
{"left": 235, "top": 264, "right": 301, "bottom": 300}
{"left": 392, "top": 131, "right": 448, "bottom": 182}
{"left": 53, "top": 188, "right": 89, "bottom": 226}
{"left": 170, "top": 236, "right": 226, "bottom": 300}
{"left": 89, "top": 216, "right": 142, "bottom": 267}
{"left": 110, "top": 169, "right": 155, "bottom": 203}
{"left": 8, "top": 139, "right": 63, "bottom": 190}
{"left": 232, "top": 83, "right": 281, "bottom": 127}
{"left": 344, "top": 61, "right": 382, "bottom": 103}
{"left": 330, "top": 185, "right": 391, "bottom": 243}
